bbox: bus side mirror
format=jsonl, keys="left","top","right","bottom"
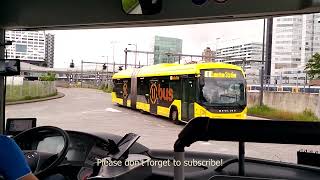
{"left": 240, "top": 84, "right": 244, "bottom": 91}
{"left": 240, "top": 84, "right": 246, "bottom": 102}
{"left": 199, "top": 76, "right": 205, "bottom": 87}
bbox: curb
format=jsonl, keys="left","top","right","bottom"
{"left": 248, "top": 114, "right": 271, "bottom": 120}
{"left": 6, "top": 92, "right": 65, "bottom": 105}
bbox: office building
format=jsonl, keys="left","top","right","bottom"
{"left": 215, "top": 42, "right": 263, "bottom": 71}
{"left": 5, "top": 31, "right": 46, "bottom": 66}
{"left": 271, "top": 13, "right": 320, "bottom": 76}
{"left": 153, "top": 36, "right": 183, "bottom": 64}
{"left": 45, "top": 33, "right": 55, "bottom": 68}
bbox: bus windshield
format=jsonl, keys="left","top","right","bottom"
{"left": 199, "top": 69, "right": 246, "bottom": 107}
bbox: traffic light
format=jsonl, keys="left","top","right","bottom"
{"left": 70, "top": 60, "right": 75, "bottom": 68}
{"left": 102, "top": 64, "right": 107, "bottom": 70}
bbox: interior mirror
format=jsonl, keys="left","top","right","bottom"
{"left": 122, "top": 0, "right": 162, "bottom": 15}
{"left": 0, "top": 59, "right": 21, "bottom": 76}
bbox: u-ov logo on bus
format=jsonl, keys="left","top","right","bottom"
{"left": 150, "top": 83, "right": 158, "bottom": 104}
{"left": 149, "top": 83, "right": 174, "bottom": 104}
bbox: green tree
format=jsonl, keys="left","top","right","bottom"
{"left": 305, "top": 53, "right": 320, "bottom": 79}
{"left": 39, "top": 73, "right": 56, "bottom": 81}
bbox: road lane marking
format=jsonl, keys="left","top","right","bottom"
{"left": 81, "top": 110, "right": 104, "bottom": 114}
{"left": 105, "top": 108, "right": 122, "bottom": 113}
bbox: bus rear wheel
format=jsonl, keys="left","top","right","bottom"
{"left": 170, "top": 108, "right": 180, "bottom": 125}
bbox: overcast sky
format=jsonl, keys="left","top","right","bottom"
{"left": 48, "top": 19, "right": 264, "bottom": 68}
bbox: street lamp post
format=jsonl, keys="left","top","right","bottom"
{"left": 128, "top": 43, "right": 138, "bottom": 68}
{"left": 110, "top": 41, "right": 118, "bottom": 67}
{"left": 81, "top": 60, "right": 84, "bottom": 88}
{"left": 260, "top": 18, "right": 266, "bottom": 106}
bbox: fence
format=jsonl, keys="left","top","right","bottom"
{"left": 6, "top": 80, "right": 57, "bottom": 102}
{"left": 248, "top": 92, "right": 320, "bottom": 118}
{"left": 246, "top": 74, "right": 309, "bottom": 87}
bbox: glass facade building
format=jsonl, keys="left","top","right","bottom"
{"left": 272, "top": 13, "right": 320, "bottom": 75}
{"left": 153, "top": 36, "right": 183, "bottom": 64}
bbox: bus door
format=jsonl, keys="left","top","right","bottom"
{"left": 181, "top": 76, "right": 195, "bottom": 121}
{"left": 149, "top": 79, "right": 158, "bottom": 114}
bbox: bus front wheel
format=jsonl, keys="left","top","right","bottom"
{"left": 170, "top": 108, "right": 180, "bottom": 125}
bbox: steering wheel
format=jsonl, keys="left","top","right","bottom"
{"left": 13, "top": 126, "right": 70, "bottom": 178}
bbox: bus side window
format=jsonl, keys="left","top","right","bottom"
{"left": 138, "top": 78, "right": 145, "bottom": 95}
{"left": 114, "top": 80, "right": 123, "bottom": 97}
{"left": 169, "top": 80, "right": 181, "bottom": 100}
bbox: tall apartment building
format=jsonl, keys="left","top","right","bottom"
{"left": 5, "top": 31, "right": 46, "bottom": 66}
{"left": 215, "top": 42, "right": 263, "bottom": 68}
{"left": 45, "top": 33, "right": 55, "bottom": 68}
{"left": 153, "top": 36, "right": 183, "bottom": 64}
{"left": 202, "top": 47, "right": 215, "bottom": 62}
{"left": 271, "top": 13, "right": 320, "bottom": 76}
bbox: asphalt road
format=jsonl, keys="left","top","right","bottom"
{"left": 6, "top": 88, "right": 320, "bottom": 163}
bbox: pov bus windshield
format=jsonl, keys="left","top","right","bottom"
{"left": 3, "top": 10, "right": 320, "bottom": 179}
{"left": 199, "top": 69, "right": 246, "bottom": 108}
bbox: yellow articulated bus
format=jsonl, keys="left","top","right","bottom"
{"left": 112, "top": 63, "right": 247, "bottom": 123}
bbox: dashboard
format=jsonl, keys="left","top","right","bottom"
{"left": 15, "top": 129, "right": 320, "bottom": 180}
{"left": 37, "top": 131, "right": 111, "bottom": 165}
{"left": 36, "top": 131, "right": 113, "bottom": 180}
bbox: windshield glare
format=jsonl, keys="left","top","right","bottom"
{"left": 201, "top": 79, "right": 245, "bottom": 106}
{"left": 199, "top": 69, "right": 245, "bottom": 106}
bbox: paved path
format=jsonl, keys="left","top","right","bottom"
{"left": 6, "top": 88, "right": 319, "bottom": 163}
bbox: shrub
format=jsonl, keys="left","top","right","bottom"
{"left": 39, "top": 73, "right": 56, "bottom": 81}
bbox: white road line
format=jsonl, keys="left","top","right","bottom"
{"left": 81, "top": 110, "right": 104, "bottom": 114}
{"left": 105, "top": 108, "right": 122, "bottom": 113}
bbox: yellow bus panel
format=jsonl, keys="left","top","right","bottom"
{"left": 194, "top": 103, "right": 247, "bottom": 119}
{"left": 157, "top": 106, "right": 170, "bottom": 118}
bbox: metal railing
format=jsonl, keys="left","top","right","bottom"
{"left": 246, "top": 74, "right": 309, "bottom": 86}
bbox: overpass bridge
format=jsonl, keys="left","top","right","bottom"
{"left": 20, "top": 62, "right": 129, "bottom": 82}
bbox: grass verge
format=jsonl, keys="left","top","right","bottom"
{"left": 248, "top": 105, "right": 319, "bottom": 122}
{"left": 6, "top": 92, "right": 58, "bottom": 102}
